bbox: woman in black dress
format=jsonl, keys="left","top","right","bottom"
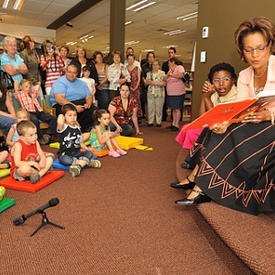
{"left": 175, "top": 17, "right": 275, "bottom": 215}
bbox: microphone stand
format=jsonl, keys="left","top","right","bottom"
{"left": 30, "top": 210, "right": 65, "bottom": 237}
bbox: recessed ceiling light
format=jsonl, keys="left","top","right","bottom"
{"left": 163, "top": 45, "right": 178, "bottom": 48}
{"left": 13, "top": 0, "right": 22, "bottom": 10}
{"left": 126, "top": 0, "right": 148, "bottom": 11}
{"left": 125, "top": 41, "right": 140, "bottom": 45}
{"left": 164, "top": 30, "right": 186, "bottom": 36}
{"left": 2, "top": 0, "right": 9, "bottom": 8}
{"left": 176, "top": 11, "right": 198, "bottom": 20}
{"left": 125, "top": 21, "right": 133, "bottom": 25}
{"left": 133, "top": 1, "right": 156, "bottom": 12}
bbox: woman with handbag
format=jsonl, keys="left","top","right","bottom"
{"left": 0, "top": 36, "right": 28, "bottom": 85}
{"left": 107, "top": 51, "right": 130, "bottom": 100}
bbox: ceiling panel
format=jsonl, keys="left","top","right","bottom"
{"left": 0, "top": 0, "right": 198, "bottom": 63}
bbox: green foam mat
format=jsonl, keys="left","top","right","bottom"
{"left": 0, "top": 198, "right": 15, "bottom": 213}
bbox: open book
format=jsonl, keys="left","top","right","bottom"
{"left": 183, "top": 90, "right": 275, "bottom": 131}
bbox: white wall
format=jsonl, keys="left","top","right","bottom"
{"left": 0, "top": 23, "right": 55, "bottom": 43}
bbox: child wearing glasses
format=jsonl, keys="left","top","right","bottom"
{"left": 176, "top": 63, "right": 238, "bottom": 157}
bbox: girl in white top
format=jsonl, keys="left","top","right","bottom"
{"left": 80, "top": 66, "right": 97, "bottom": 107}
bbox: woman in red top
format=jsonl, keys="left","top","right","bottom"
{"left": 40, "top": 39, "right": 64, "bottom": 95}
{"left": 108, "top": 83, "right": 142, "bottom": 136}
{"left": 126, "top": 54, "right": 142, "bottom": 118}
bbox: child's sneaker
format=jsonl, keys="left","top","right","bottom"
{"left": 88, "top": 159, "right": 101, "bottom": 168}
{"left": 117, "top": 149, "right": 127, "bottom": 156}
{"left": 69, "top": 165, "right": 81, "bottom": 177}
{"left": 108, "top": 151, "right": 120, "bottom": 158}
{"left": 30, "top": 173, "right": 41, "bottom": 184}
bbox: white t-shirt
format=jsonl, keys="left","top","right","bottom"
{"left": 79, "top": 77, "right": 97, "bottom": 106}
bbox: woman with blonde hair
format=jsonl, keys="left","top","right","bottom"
{"left": 0, "top": 36, "right": 28, "bottom": 84}
{"left": 70, "top": 45, "right": 98, "bottom": 83}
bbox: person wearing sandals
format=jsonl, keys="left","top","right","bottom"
{"left": 57, "top": 104, "right": 101, "bottom": 177}
{"left": 172, "top": 17, "right": 275, "bottom": 216}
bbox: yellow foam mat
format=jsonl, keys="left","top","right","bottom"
{"left": 115, "top": 136, "right": 144, "bottom": 150}
{"left": 0, "top": 169, "right": 11, "bottom": 178}
{"left": 134, "top": 145, "right": 153, "bottom": 151}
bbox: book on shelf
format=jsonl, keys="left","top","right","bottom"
{"left": 182, "top": 90, "right": 275, "bottom": 131}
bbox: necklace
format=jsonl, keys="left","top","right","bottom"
{"left": 254, "top": 67, "right": 267, "bottom": 78}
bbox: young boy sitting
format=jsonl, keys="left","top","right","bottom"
{"left": 14, "top": 79, "right": 57, "bottom": 145}
{"left": 57, "top": 103, "right": 101, "bottom": 177}
{"left": 10, "top": 120, "right": 53, "bottom": 184}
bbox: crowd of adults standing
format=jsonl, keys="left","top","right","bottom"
{"left": 0, "top": 33, "right": 187, "bottom": 138}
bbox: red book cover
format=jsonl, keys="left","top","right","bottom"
{"left": 183, "top": 90, "right": 275, "bottom": 131}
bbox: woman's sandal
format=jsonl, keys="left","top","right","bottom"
{"left": 170, "top": 176, "right": 196, "bottom": 190}
{"left": 175, "top": 188, "right": 211, "bottom": 205}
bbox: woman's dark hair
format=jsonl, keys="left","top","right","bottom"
{"left": 61, "top": 103, "right": 77, "bottom": 115}
{"left": 146, "top": 51, "right": 155, "bottom": 61}
{"left": 208, "top": 63, "right": 237, "bottom": 83}
{"left": 120, "top": 82, "right": 131, "bottom": 90}
{"left": 234, "top": 17, "right": 275, "bottom": 61}
{"left": 60, "top": 46, "right": 69, "bottom": 53}
{"left": 93, "top": 51, "right": 103, "bottom": 62}
{"left": 20, "top": 35, "right": 34, "bottom": 54}
{"left": 168, "top": 57, "right": 179, "bottom": 64}
{"left": 82, "top": 65, "right": 91, "bottom": 72}
{"left": 126, "top": 53, "right": 135, "bottom": 60}
{"left": 92, "top": 109, "right": 110, "bottom": 126}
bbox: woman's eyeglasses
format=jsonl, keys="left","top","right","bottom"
{"left": 212, "top": 77, "right": 231, "bottom": 83}
{"left": 243, "top": 44, "right": 268, "bottom": 54}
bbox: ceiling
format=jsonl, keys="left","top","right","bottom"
{"left": 0, "top": 0, "right": 198, "bottom": 63}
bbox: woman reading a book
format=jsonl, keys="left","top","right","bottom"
{"left": 174, "top": 17, "right": 275, "bottom": 215}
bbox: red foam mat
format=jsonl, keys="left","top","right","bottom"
{"left": 0, "top": 171, "right": 64, "bottom": 193}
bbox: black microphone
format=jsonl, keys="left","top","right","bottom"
{"left": 13, "top": 198, "right": 59, "bottom": 226}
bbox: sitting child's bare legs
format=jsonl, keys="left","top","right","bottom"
{"left": 38, "top": 156, "right": 53, "bottom": 178}
{"left": 16, "top": 157, "right": 53, "bottom": 183}
{"left": 0, "top": 151, "right": 9, "bottom": 168}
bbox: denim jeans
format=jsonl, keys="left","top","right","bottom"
{"left": 0, "top": 115, "right": 15, "bottom": 136}
{"left": 30, "top": 111, "right": 57, "bottom": 139}
{"left": 96, "top": 89, "right": 110, "bottom": 110}
{"left": 110, "top": 122, "right": 133, "bottom": 136}
{"left": 59, "top": 150, "right": 93, "bottom": 166}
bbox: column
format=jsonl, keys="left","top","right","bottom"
{"left": 110, "top": 0, "right": 125, "bottom": 61}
